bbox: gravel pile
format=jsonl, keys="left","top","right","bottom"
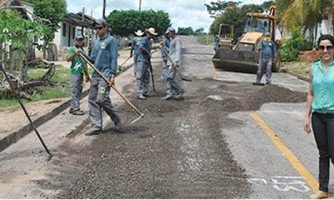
{"left": 242, "top": 84, "right": 307, "bottom": 110}
{"left": 201, "top": 83, "right": 307, "bottom": 112}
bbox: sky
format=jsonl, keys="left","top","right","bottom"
{"left": 67, "top": 0, "right": 268, "bottom": 33}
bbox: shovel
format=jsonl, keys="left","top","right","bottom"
{"left": 79, "top": 52, "right": 145, "bottom": 124}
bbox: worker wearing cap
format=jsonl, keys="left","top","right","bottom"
{"left": 130, "top": 30, "right": 144, "bottom": 76}
{"left": 136, "top": 27, "right": 158, "bottom": 100}
{"left": 86, "top": 18, "right": 121, "bottom": 136}
{"left": 255, "top": 31, "right": 277, "bottom": 85}
{"left": 66, "top": 35, "right": 90, "bottom": 116}
{"left": 162, "top": 27, "right": 185, "bottom": 100}
{"left": 160, "top": 33, "right": 171, "bottom": 82}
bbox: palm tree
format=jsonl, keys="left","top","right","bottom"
{"left": 276, "top": 0, "right": 333, "bottom": 41}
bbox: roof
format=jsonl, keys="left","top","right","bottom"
{"left": 64, "top": 12, "right": 97, "bottom": 28}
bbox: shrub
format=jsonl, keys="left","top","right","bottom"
{"left": 280, "top": 28, "right": 314, "bottom": 62}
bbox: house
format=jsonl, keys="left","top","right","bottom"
{"left": 53, "top": 12, "right": 97, "bottom": 60}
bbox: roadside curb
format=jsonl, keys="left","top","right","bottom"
{"left": 285, "top": 72, "right": 308, "bottom": 82}
{"left": 0, "top": 60, "right": 135, "bottom": 152}
{"left": 0, "top": 89, "right": 89, "bottom": 152}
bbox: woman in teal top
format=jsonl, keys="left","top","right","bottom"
{"left": 304, "top": 34, "right": 334, "bottom": 199}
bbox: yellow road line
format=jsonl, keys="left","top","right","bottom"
{"left": 251, "top": 112, "right": 318, "bottom": 192}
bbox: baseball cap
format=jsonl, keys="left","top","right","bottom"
{"left": 165, "top": 27, "right": 175, "bottom": 34}
{"left": 75, "top": 35, "right": 84, "bottom": 40}
{"left": 95, "top": 18, "right": 108, "bottom": 27}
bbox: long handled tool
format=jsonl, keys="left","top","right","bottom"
{"left": 161, "top": 47, "right": 192, "bottom": 82}
{"left": 118, "top": 56, "right": 131, "bottom": 71}
{"left": 79, "top": 52, "right": 145, "bottom": 124}
{"left": 148, "top": 60, "right": 155, "bottom": 92}
{"left": 0, "top": 64, "right": 52, "bottom": 161}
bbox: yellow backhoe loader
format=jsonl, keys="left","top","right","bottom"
{"left": 217, "top": 23, "right": 235, "bottom": 48}
{"left": 212, "top": 6, "right": 280, "bottom": 73}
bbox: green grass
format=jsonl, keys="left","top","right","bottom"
{"left": 197, "top": 35, "right": 214, "bottom": 45}
{"left": 0, "top": 66, "right": 72, "bottom": 110}
{"left": 280, "top": 61, "right": 312, "bottom": 77}
{"left": 0, "top": 98, "right": 24, "bottom": 109}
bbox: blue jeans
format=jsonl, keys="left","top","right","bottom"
{"left": 312, "top": 112, "right": 334, "bottom": 192}
{"left": 256, "top": 59, "right": 272, "bottom": 83}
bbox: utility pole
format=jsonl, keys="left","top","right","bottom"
{"left": 81, "top": 7, "right": 85, "bottom": 37}
{"left": 139, "top": 0, "right": 142, "bottom": 12}
{"left": 102, "top": 0, "right": 106, "bottom": 19}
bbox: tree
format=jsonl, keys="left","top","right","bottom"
{"left": 177, "top": 27, "right": 194, "bottom": 35}
{"left": 276, "top": 0, "right": 333, "bottom": 41}
{"left": 26, "top": 0, "right": 67, "bottom": 56}
{"left": 106, "top": 10, "right": 171, "bottom": 37}
{"left": 208, "top": 1, "right": 275, "bottom": 36}
{"left": 194, "top": 28, "right": 205, "bottom": 35}
{"left": 0, "top": 9, "right": 48, "bottom": 95}
{"left": 205, "top": 1, "right": 240, "bottom": 18}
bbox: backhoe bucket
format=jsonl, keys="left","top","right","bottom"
{"left": 212, "top": 47, "right": 260, "bottom": 74}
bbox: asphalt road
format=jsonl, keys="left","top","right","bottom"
{"left": 0, "top": 36, "right": 329, "bottom": 199}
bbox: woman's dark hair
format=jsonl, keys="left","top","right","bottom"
{"left": 317, "top": 34, "right": 334, "bottom": 46}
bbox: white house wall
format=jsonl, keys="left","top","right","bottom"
{"left": 320, "top": 16, "right": 333, "bottom": 36}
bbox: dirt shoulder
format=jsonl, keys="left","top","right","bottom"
{"left": 0, "top": 48, "right": 134, "bottom": 140}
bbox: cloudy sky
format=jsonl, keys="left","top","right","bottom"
{"left": 67, "top": 0, "right": 267, "bottom": 33}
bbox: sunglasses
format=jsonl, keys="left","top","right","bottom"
{"left": 95, "top": 26, "right": 104, "bottom": 30}
{"left": 318, "top": 45, "right": 334, "bottom": 50}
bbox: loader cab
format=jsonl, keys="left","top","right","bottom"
{"left": 244, "top": 18, "right": 270, "bottom": 34}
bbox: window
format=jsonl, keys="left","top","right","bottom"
{"left": 72, "top": 27, "right": 76, "bottom": 39}
{"left": 62, "top": 23, "right": 66, "bottom": 37}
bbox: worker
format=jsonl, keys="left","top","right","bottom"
{"left": 160, "top": 33, "right": 171, "bottom": 82}
{"left": 66, "top": 35, "right": 90, "bottom": 116}
{"left": 255, "top": 32, "right": 277, "bottom": 85}
{"left": 136, "top": 27, "right": 157, "bottom": 100}
{"left": 85, "top": 18, "right": 121, "bottom": 136}
{"left": 214, "top": 34, "right": 220, "bottom": 52}
{"left": 162, "top": 27, "right": 184, "bottom": 100}
{"left": 130, "top": 30, "right": 144, "bottom": 76}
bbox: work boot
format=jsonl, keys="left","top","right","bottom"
{"left": 161, "top": 95, "right": 172, "bottom": 101}
{"left": 69, "top": 108, "right": 73, "bottom": 114}
{"left": 174, "top": 91, "right": 185, "bottom": 99}
{"left": 72, "top": 110, "right": 84, "bottom": 115}
{"left": 85, "top": 128, "right": 101, "bottom": 136}
{"left": 137, "top": 94, "right": 146, "bottom": 100}
{"left": 143, "top": 93, "right": 150, "bottom": 97}
{"left": 114, "top": 121, "right": 122, "bottom": 129}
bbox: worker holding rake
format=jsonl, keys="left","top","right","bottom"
{"left": 84, "top": 18, "right": 122, "bottom": 136}
{"left": 161, "top": 27, "right": 185, "bottom": 100}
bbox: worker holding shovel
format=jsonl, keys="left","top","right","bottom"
{"left": 84, "top": 18, "right": 122, "bottom": 136}
{"left": 66, "top": 35, "right": 90, "bottom": 116}
{"left": 161, "top": 27, "right": 185, "bottom": 100}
